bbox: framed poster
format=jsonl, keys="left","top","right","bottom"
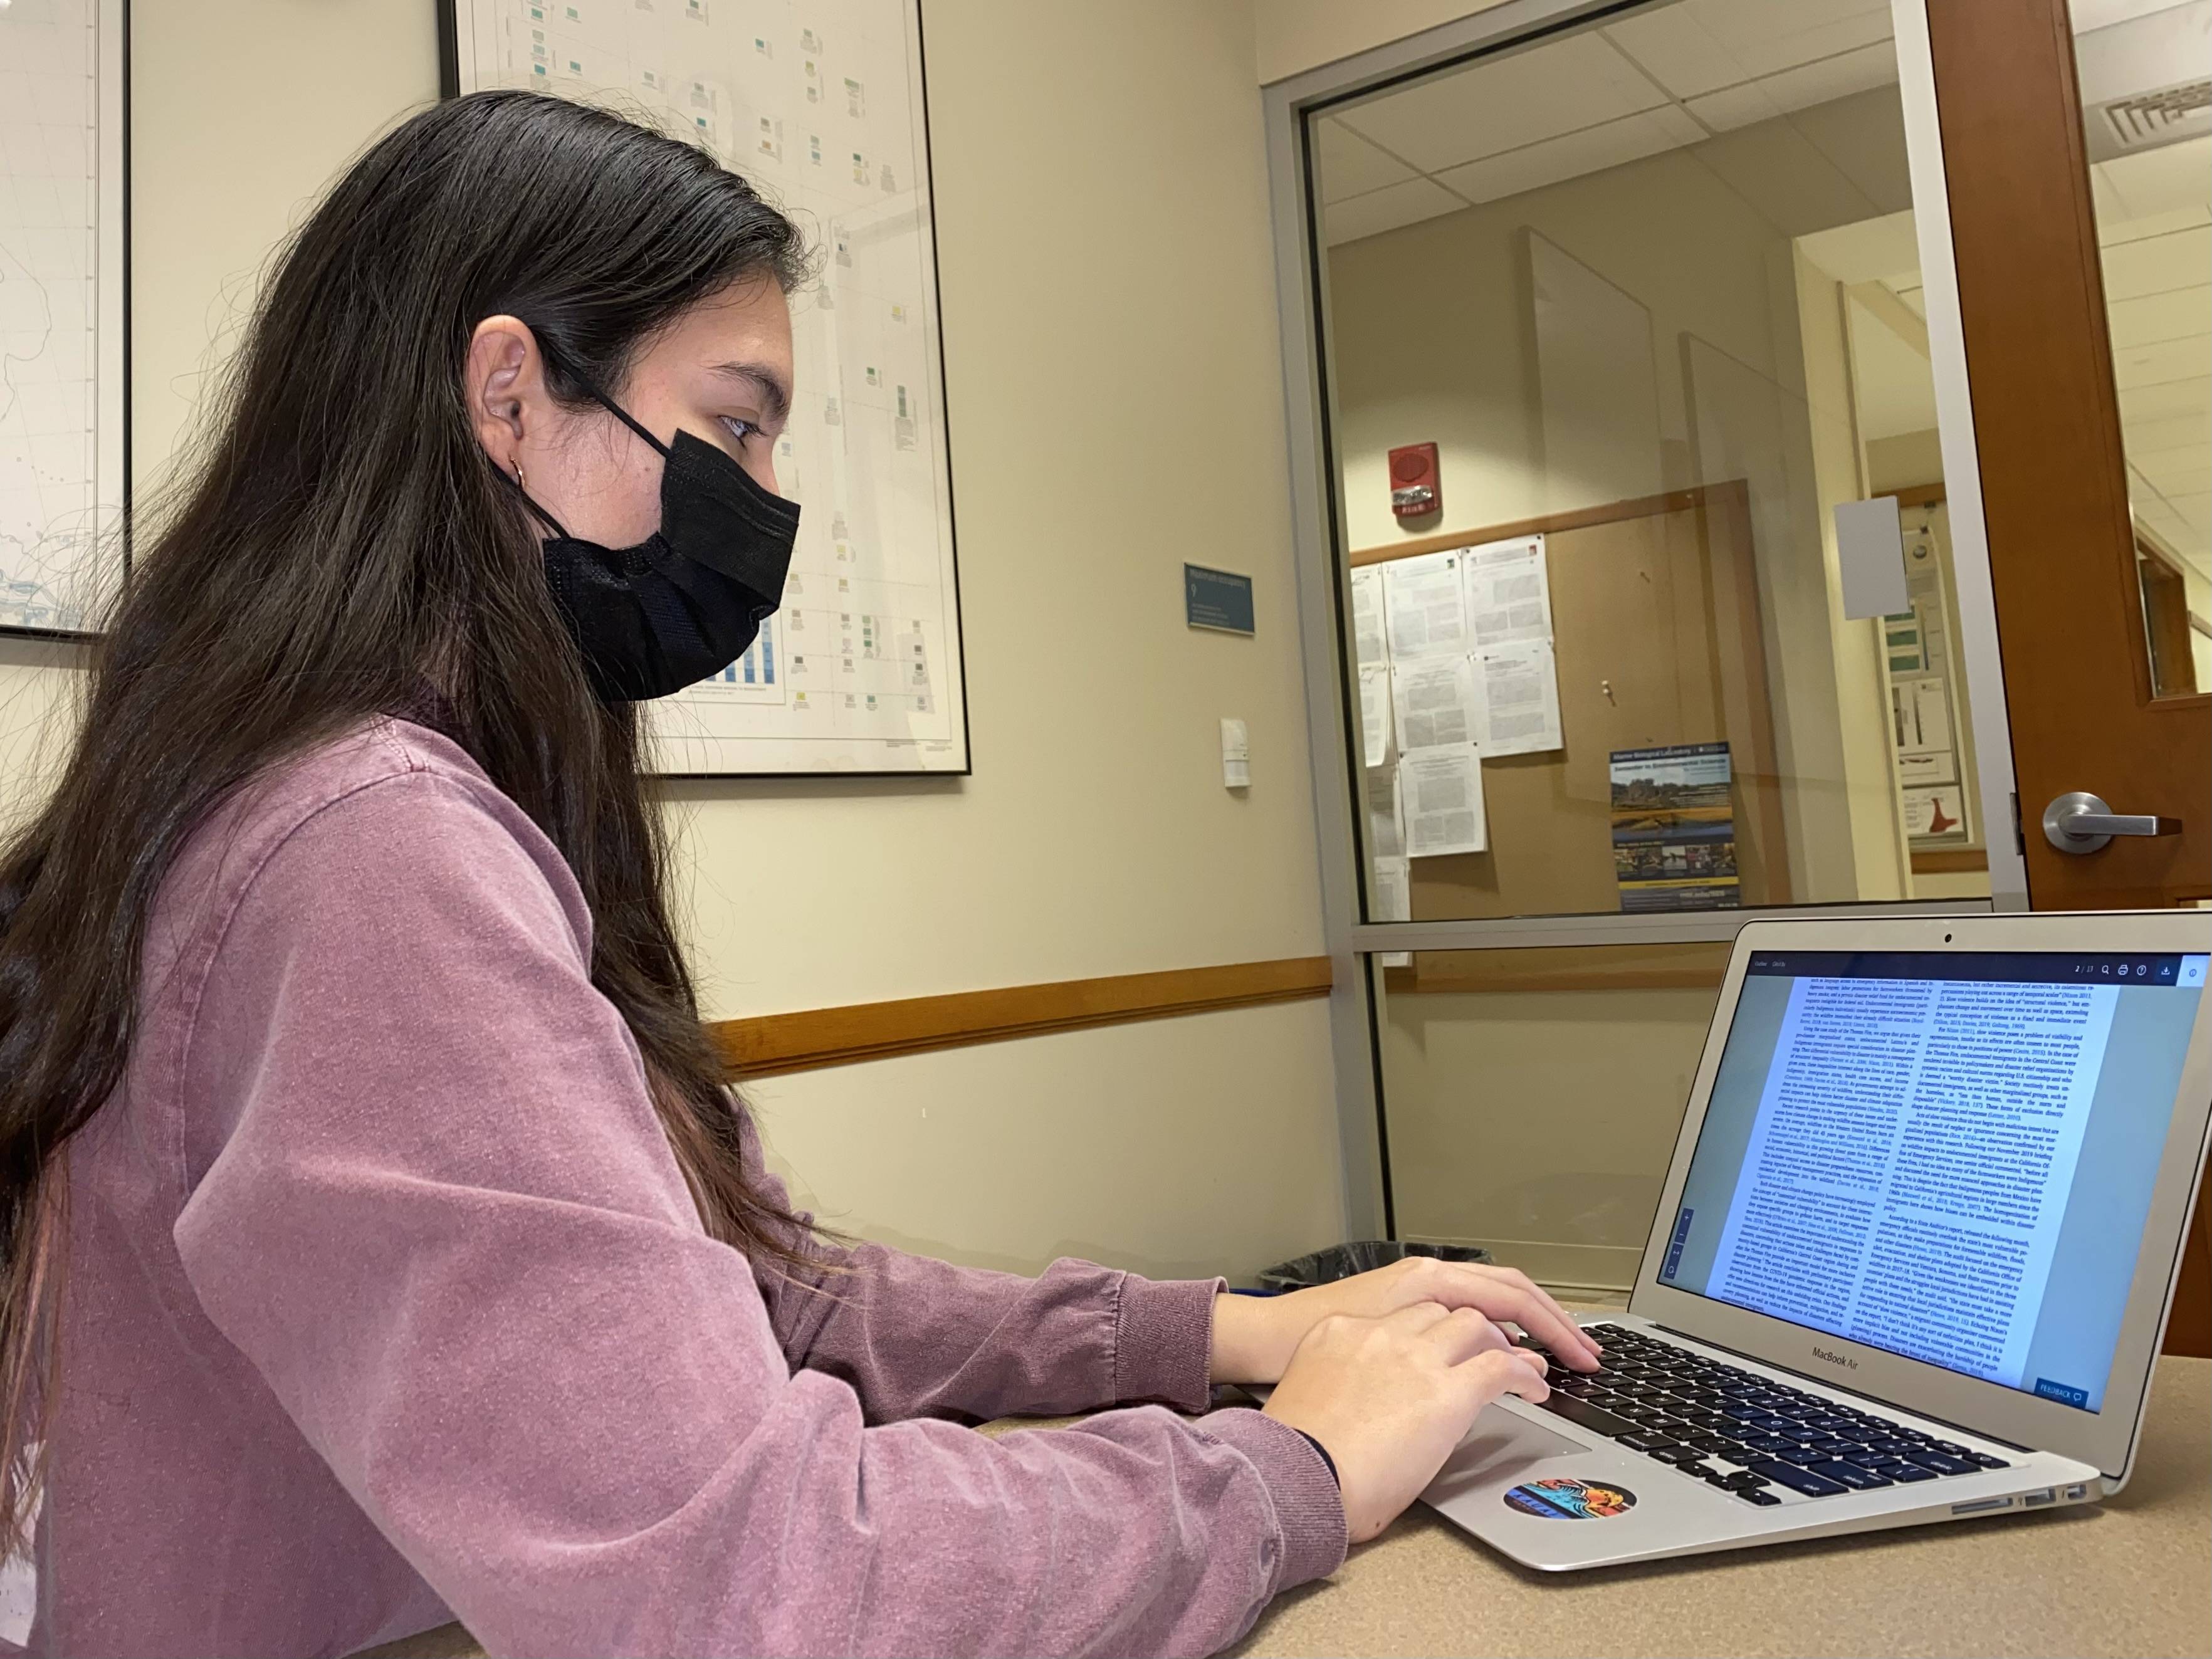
{"left": 0, "top": 0, "right": 129, "bottom": 639}
{"left": 447, "top": 0, "right": 969, "bottom": 775}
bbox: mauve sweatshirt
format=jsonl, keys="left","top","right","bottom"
{"left": 28, "top": 716, "right": 1345, "bottom": 1658}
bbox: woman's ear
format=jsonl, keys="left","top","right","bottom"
{"left": 464, "top": 315, "right": 548, "bottom": 479}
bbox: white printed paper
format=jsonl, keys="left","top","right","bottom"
{"left": 1372, "top": 854, "right": 1413, "bottom": 968}
{"left": 1400, "top": 746, "right": 1487, "bottom": 857}
{"left": 1392, "top": 655, "right": 1479, "bottom": 753}
{"left": 1462, "top": 535, "right": 1553, "bottom": 647}
{"left": 1702, "top": 975, "right": 2117, "bottom": 1393}
{"left": 1358, "top": 665, "right": 1393, "bottom": 770}
{"left": 1351, "top": 566, "right": 1390, "bottom": 668}
{"left": 1366, "top": 765, "right": 1405, "bottom": 861}
{"left": 1472, "top": 640, "right": 1564, "bottom": 758}
{"left": 1896, "top": 748, "right": 1957, "bottom": 787}
{"left": 1892, "top": 678, "right": 1952, "bottom": 755}
{"left": 1371, "top": 854, "right": 1411, "bottom": 921}
{"left": 1902, "top": 783, "right": 1967, "bottom": 839}
{"left": 1382, "top": 550, "right": 1469, "bottom": 659}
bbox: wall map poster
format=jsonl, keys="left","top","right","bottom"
{"left": 452, "top": 0, "right": 968, "bottom": 774}
{"left": 0, "top": 0, "right": 128, "bottom": 638}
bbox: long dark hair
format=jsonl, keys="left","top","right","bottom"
{"left": 0, "top": 91, "right": 824, "bottom": 1549}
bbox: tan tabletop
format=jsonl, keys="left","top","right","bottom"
{"left": 1232, "top": 1355, "right": 2211, "bottom": 1659}
{"left": 367, "top": 1358, "right": 2209, "bottom": 1659}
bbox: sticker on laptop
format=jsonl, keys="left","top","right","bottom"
{"left": 1502, "top": 1477, "right": 1637, "bottom": 1520}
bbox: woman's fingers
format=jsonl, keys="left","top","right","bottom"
{"left": 1417, "top": 1264, "right": 1601, "bottom": 1368}
{"left": 1417, "top": 1304, "right": 1516, "bottom": 1366}
{"left": 1454, "top": 1347, "right": 1552, "bottom": 1413}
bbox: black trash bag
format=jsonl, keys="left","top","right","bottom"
{"left": 1255, "top": 1240, "right": 1492, "bottom": 1294}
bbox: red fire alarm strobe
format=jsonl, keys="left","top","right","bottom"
{"left": 1388, "top": 442, "right": 1440, "bottom": 520}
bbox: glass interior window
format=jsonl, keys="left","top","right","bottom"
{"left": 2069, "top": 0, "right": 2211, "bottom": 700}
{"left": 1314, "top": 0, "right": 1997, "bottom": 929}
{"left": 1371, "top": 943, "right": 1730, "bottom": 1290}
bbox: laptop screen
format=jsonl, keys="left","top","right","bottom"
{"left": 1657, "top": 949, "right": 2208, "bottom": 1414}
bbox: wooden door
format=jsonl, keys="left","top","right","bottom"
{"left": 1927, "top": 0, "right": 2211, "bottom": 1355}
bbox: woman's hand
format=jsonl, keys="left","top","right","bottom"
{"left": 1261, "top": 1304, "right": 1553, "bottom": 1542}
{"left": 1209, "top": 1256, "right": 1601, "bottom": 1385}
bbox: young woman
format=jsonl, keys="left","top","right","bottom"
{"left": 0, "top": 93, "right": 1598, "bottom": 1657}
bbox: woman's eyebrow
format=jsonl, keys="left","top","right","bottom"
{"left": 708, "top": 360, "right": 791, "bottom": 425}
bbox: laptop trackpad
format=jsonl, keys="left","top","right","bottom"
{"left": 1425, "top": 1411, "right": 1592, "bottom": 1504}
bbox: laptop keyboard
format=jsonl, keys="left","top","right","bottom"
{"left": 1523, "top": 1326, "right": 2009, "bottom": 1506}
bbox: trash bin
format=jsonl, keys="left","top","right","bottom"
{"left": 1254, "top": 1240, "right": 1492, "bottom": 1293}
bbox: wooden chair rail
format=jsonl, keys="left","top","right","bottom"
{"left": 710, "top": 956, "right": 1334, "bottom": 1077}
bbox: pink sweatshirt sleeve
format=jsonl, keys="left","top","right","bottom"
{"left": 169, "top": 767, "right": 1344, "bottom": 1658}
{"left": 740, "top": 1117, "right": 1227, "bottom": 1423}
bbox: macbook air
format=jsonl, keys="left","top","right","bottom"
{"left": 1423, "top": 909, "right": 2212, "bottom": 1569}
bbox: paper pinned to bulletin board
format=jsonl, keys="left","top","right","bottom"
{"left": 1609, "top": 743, "right": 1739, "bottom": 913}
{"left": 1463, "top": 536, "right": 1563, "bottom": 757}
{"left": 1471, "top": 639, "right": 1563, "bottom": 757}
{"left": 1402, "top": 746, "right": 1487, "bottom": 857}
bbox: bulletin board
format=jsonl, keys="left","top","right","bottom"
{"left": 1353, "top": 480, "right": 1790, "bottom": 943}
{"left": 446, "top": 0, "right": 970, "bottom": 777}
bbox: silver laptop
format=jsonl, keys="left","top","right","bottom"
{"left": 1425, "top": 910, "right": 2212, "bottom": 1570}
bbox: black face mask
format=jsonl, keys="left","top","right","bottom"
{"left": 514, "top": 382, "right": 800, "bottom": 703}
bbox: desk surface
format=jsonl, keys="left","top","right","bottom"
{"left": 367, "top": 1358, "right": 2208, "bottom": 1659}
{"left": 1232, "top": 1355, "right": 2210, "bottom": 1659}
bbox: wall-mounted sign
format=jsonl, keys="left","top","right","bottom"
{"left": 1185, "top": 564, "right": 1255, "bottom": 635}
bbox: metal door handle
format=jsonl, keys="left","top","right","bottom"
{"left": 2042, "top": 791, "right": 2183, "bottom": 854}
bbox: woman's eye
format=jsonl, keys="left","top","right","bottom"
{"left": 720, "top": 416, "right": 762, "bottom": 446}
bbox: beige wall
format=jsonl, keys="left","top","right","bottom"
{"left": 1254, "top": 0, "right": 1509, "bottom": 84}
{"left": 1791, "top": 241, "right": 1916, "bottom": 903}
{"left": 0, "top": 0, "right": 1349, "bottom": 1283}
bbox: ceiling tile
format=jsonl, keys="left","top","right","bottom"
{"left": 2124, "top": 411, "right": 2211, "bottom": 458}
{"left": 2101, "top": 224, "right": 2210, "bottom": 298}
{"left": 2099, "top": 201, "right": 2212, "bottom": 247}
{"left": 2109, "top": 285, "right": 2212, "bottom": 348}
{"left": 1333, "top": 31, "right": 1666, "bottom": 175}
{"left": 1323, "top": 177, "right": 1466, "bottom": 246}
{"left": 2152, "top": 491, "right": 2211, "bottom": 549}
{"left": 1430, "top": 105, "right": 1707, "bottom": 206}
{"left": 2072, "top": 0, "right": 2204, "bottom": 33}
{"left": 1784, "top": 85, "right": 1912, "bottom": 214}
{"left": 1313, "top": 117, "right": 1418, "bottom": 204}
{"left": 2111, "top": 332, "right": 2211, "bottom": 392}
{"left": 1685, "top": 41, "right": 1900, "bottom": 133}
{"left": 1690, "top": 118, "right": 1889, "bottom": 238}
{"left": 1602, "top": 0, "right": 1892, "bottom": 100}
{"left": 2098, "top": 135, "right": 2212, "bottom": 222}
{"left": 2141, "top": 471, "right": 2212, "bottom": 525}
{"left": 2120, "top": 377, "right": 2211, "bottom": 421}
